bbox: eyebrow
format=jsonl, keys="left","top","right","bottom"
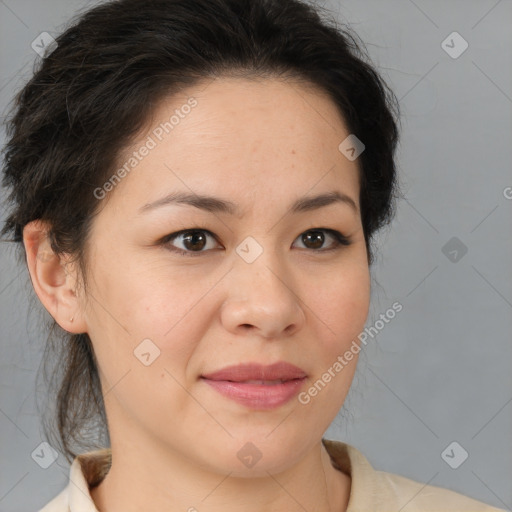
{"left": 138, "top": 190, "right": 358, "bottom": 217}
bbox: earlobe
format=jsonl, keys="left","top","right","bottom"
{"left": 22, "top": 220, "right": 87, "bottom": 334}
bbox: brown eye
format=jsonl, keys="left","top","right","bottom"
{"left": 301, "top": 230, "right": 325, "bottom": 249}
{"left": 293, "top": 229, "right": 351, "bottom": 251}
{"left": 162, "top": 229, "right": 220, "bottom": 255}
{"left": 181, "top": 231, "right": 207, "bottom": 251}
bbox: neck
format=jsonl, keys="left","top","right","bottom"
{"left": 90, "top": 434, "right": 350, "bottom": 512}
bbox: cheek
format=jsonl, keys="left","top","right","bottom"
{"left": 85, "top": 255, "right": 218, "bottom": 376}
{"left": 300, "top": 263, "right": 369, "bottom": 421}
{"left": 83, "top": 260, "right": 207, "bottom": 424}
{"left": 307, "top": 258, "right": 370, "bottom": 353}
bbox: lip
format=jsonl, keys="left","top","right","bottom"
{"left": 202, "top": 362, "right": 307, "bottom": 382}
{"left": 201, "top": 362, "right": 307, "bottom": 410}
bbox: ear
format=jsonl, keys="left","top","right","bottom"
{"left": 23, "top": 220, "right": 87, "bottom": 334}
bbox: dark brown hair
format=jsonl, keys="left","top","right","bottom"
{"left": 1, "top": 0, "right": 401, "bottom": 463}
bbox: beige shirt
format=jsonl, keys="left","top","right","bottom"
{"left": 38, "top": 438, "right": 506, "bottom": 511}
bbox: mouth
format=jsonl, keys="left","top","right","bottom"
{"left": 200, "top": 362, "right": 307, "bottom": 409}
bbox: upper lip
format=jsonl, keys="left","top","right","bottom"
{"left": 201, "top": 362, "right": 307, "bottom": 382}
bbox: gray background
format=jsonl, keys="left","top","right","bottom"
{"left": 0, "top": 0, "right": 511, "bottom": 510}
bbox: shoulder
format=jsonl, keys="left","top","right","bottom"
{"left": 374, "top": 469, "right": 506, "bottom": 512}
{"left": 322, "top": 438, "right": 506, "bottom": 512}
{"left": 37, "top": 448, "right": 111, "bottom": 511}
{"left": 38, "top": 488, "right": 68, "bottom": 512}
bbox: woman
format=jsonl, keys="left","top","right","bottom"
{"left": 1, "top": 0, "right": 505, "bottom": 510}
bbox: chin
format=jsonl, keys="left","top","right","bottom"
{"left": 196, "top": 429, "right": 315, "bottom": 477}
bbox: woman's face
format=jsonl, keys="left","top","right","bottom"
{"left": 78, "top": 76, "right": 370, "bottom": 475}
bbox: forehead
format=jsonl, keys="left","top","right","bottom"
{"left": 105, "top": 76, "right": 361, "bottom": 216}
{"left": 154, "top": 75, "right": 350, "bottom": 144}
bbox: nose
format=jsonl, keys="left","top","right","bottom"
{"left": 220, "top": 248, "right": 306, "bottom": 340}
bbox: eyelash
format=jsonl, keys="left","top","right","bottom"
{"left": 159, "top": 228, "right": 351, "bottom": 257}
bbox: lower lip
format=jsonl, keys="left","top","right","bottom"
{"left": 202, "top": 377, "right": 306, "bottom": 410}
